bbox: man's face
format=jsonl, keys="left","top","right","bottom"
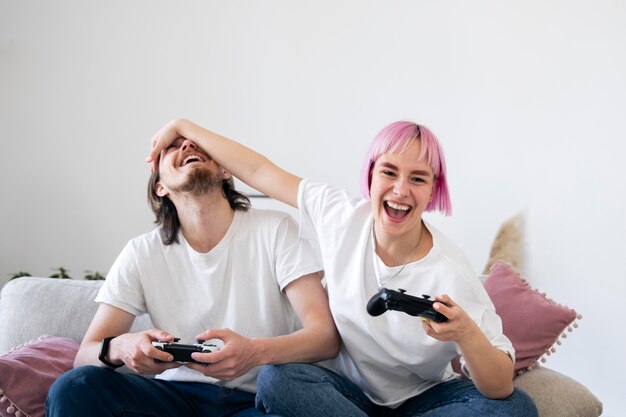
{"left": 156, "top": 138, "right": 228, "bottom": 197}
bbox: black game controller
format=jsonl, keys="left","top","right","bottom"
{"left": 367, "top": 288, "right": 448, "bottom": 322}
{"left": 152, "top": 339, "right": 221, "bottom": 363}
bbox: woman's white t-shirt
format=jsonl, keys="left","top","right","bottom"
{"left": 298, "top": 180, "right": 513, "bottom": 407}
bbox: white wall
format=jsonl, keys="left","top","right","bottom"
{"left": 1, "top": 1, "right": 624, "bottom": 414}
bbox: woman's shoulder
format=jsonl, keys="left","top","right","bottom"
{"left": 426, "top": 222, "right": 476, "bottom": 278}
{"left": 300, "top": 179, "right": 369, "bottom": 213}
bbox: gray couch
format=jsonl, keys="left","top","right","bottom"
{"left": 0, "top": 277, "right": 603, "bottom": 417}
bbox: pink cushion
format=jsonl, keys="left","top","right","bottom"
{"left": 0, "top": 336, "right": 79, "bottom": 417}
{"left": 483, "top": 261, "right": 580, "bottom": 374}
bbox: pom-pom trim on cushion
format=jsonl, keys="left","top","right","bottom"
{"left": 1, "top": 391, "right": 25, "bottom": 417}
{"left": 483, "top": 261, "right": 581, "bottom": 376}
{"left": 1, "top": 391, "right": 27, "bottom": 416}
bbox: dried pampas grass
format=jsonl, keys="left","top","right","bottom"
{"left": 482, "top": 212, "right": 526, "bottom": 275}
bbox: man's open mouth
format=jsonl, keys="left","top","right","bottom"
{"left": 181, "top": 154, "right": 205, "bottom": 167}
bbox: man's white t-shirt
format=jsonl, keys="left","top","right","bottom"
{"left": 298, "top": 180, "right": 513, "bottom": 408}
{"left": 96, "top": 208, "right": 323, "bottom": 393}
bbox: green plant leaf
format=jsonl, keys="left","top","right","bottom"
{"left": 9, "top": 271, "right": 31, "bottom": 280}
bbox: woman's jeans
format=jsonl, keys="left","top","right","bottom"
{"left": 46, "top": 365, "right": 280, "bottom": 417}
{"left": 255, "top": 363, "right": 538, "bottom": 417}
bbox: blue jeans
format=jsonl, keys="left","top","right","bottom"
{"left": 255, "top": 364, "right": 538, "bottom": 417}
{"left": 46, "top": 365, "right": 280, "bottom": 417}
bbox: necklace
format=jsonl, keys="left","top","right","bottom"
{"left": 371, "top": 221, "right": 424, "bottom": 289}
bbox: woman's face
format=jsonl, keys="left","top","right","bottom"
{"left": 369, "top": 139, "right": 435, "bottom": 242}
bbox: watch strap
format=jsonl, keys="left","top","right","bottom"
{"left": 98, "top": 336, "right": 124, "bottom": 369}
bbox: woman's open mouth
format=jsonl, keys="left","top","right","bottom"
{"left": 384, "top": 201, "right": 412, "bottom": 220}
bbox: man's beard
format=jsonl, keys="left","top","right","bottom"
{"left": 170, "top": 167, "right": 223, "bottom": 197}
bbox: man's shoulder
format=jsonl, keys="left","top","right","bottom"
{"left": 233, "top": 208, "right": 301, "bottom": 245}
{"left": 238, "top": 207, "right": 295, "bottom": 226}
{"left": 124, "top": 228, "right": 166, "bottom": 250}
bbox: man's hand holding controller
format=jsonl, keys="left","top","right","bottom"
{"left": 184, "top": 328, "right": 261, "bottom": 381}
{"left": 103, "top": 330, "right": 184, "bottom": 374}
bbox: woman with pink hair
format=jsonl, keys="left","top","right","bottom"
{"left": 148, "top": 119, "right": 537, "bottom": 417}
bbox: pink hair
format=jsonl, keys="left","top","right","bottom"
{"left": 359, "top": 121, "right": 452, "bottom": 216}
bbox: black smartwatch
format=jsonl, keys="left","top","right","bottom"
{"left": 98, "top": 336, "right": 124, "bottom": 369}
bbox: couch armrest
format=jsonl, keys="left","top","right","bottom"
{"left": 514, "top": 367, "right": 603, "bottom": 417}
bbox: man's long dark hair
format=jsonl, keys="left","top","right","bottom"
{"left": 148, "top": 171, "right": 251, "bottom": 245}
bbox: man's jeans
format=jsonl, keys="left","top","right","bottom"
{"left": 46, "top": 365, "right": 279, "bottom": 417}
{"left": 256, "top": 364, "right": 538, "bottom": 417}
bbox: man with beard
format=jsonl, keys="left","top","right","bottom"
{"left": 46, "top": 138, "right": 340, "bottom": 417}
